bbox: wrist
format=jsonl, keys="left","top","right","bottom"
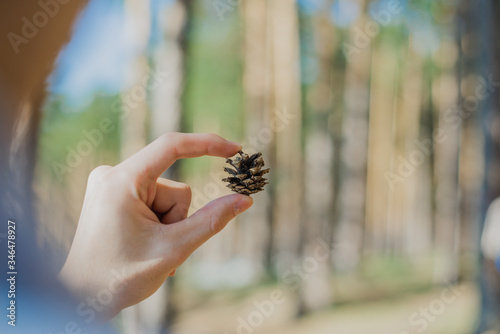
{"left": 58, "top": 260, "right": 123, "bottom": 320}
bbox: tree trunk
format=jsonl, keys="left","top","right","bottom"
{"left": 477, "top": 0, "right": 500, "bottom": 332}
{"left": 240, "top": 0, "right": 274, "bottom": 280}
{"left": 119, "top": 0, "right": 151, "bottom": 161}
{"left": 296, "top": 4, "right": 336, "bottom": 314}
{"left": 365, "top": 34, "right": 399, "bottom": 255}
{"left": 398, "top": 43, "right": 430, "bottom": 259}
{"left": 457, "top": 0, "right": 483, "bottom": 282}
{"left": 268, "top": 0, "right": 304, "bottom": 277}
{"left": 333, "top": 1, "right": 371, "bottom": 271}
{"left": 432, "top": 22, "right": 461, "bottom": 283}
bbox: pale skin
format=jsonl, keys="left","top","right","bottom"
{"left": 58, "top": 132, "right": 253, "bottom": 319}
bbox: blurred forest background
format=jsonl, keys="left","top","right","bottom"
{"left": 33, "top": 0, "right": 500, "bottom": 333}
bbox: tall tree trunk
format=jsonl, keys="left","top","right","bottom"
{"left": 457, "top": 0, "right": 483, "bottom": 282}
{"left": 119, "top": 0, "right": 151, "bottom": 161}
{"left": 268, "top": 0, "right": 304, "bottom": 276}
{"left": 398, "top": 43, "right": 430, "bottom": 259}
{"left": 432, "top": 36, "right": 461, "bottom": 283}
{"left": 477, "top": 0, "right": 500, "bottom": 332}
{"left": 240, "top": 0, "right": 275, "bottom": 280}
{"left": 365, "top": 35, "right": 399, "bottom": 255}
{"left": 296, "top": 4, "right": 335, "bottom": 314}
{"left": 333, "top": 1, "right": 371, "bottom": 271}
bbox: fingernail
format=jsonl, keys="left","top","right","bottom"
{"left": 227, "top": 140, "right": 242, "bottom": 150}
{"left": 234, "top": 196, "right": 253, "bottom": 215}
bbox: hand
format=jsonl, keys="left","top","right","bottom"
{"left": 58, "top": 133, "right": 253, "bottom": 319}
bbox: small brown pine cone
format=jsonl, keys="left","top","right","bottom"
{"left": 222, "top": 150, "right": 270, "bottom": 196}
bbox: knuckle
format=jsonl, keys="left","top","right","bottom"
{"left": 160, "top": 132, "right": 176, "bottom": 144}
{"left": 87, "top": 165, "right": 115, "bottom": 193}
{"left": 140, "top": 164, "right": 155, "bottom": 181}
{"left": 159, "top": 132, "right": 179, "bottom": 156}
{"left": 89, "top": 165, "right": 112, "bottom": 181}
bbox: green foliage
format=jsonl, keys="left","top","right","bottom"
{"left": 37, "top": 94, "right": 121, "bottom": 182}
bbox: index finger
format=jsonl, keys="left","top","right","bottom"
{"left": 117, "top": 132, "right": 242, "bottom": 180}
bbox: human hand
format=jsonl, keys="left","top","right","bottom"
{"left": 58, "top": 133, "right": 253, "bottom": 319}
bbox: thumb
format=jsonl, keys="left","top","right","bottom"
{"left": 169, "top": 194, "right": 253, "bottom": 254}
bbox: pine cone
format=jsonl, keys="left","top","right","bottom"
{"left": 222, "top": 150, "right": 270, "bottom": 195}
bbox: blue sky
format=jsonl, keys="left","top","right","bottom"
{"left": 49, "top": 0, "right": 173, "bottom": 108}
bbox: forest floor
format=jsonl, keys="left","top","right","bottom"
{"left": 172, "top": 281, "right": 479, "bottom": 334}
